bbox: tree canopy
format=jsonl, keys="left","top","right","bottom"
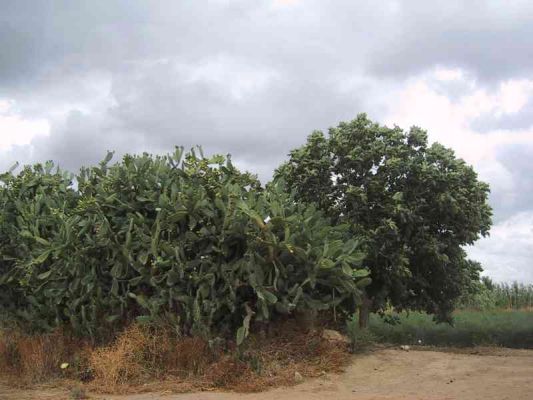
{"left": 275, "top": 114, "right": 492, "bottom": 323}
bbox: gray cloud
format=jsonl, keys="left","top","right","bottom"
{"left": 493, "top": 143, "right": 533, "bottom": 217}
{"left": 471, "top": 98, "right": 533, "bottom": 132}
{"left": 366, "top": 1, "right": 533, "bottom": 83}
{"left": 3, "top": 0, "right": 533, "bottom": 171}
{"left": 1, "top": 0, "right": 378, "bottom": 178}
{"left": 3, "top": 1, "right": 533, "bottom": 95}
{"left": 1, "top": 1, "right": 533, "bottom": 281}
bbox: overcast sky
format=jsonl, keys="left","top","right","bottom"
{"left": 1, "top": 0, "right": 533, "bottom": 283}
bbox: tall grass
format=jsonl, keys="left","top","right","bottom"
{"left": 487, "top": 282, "right": 533, "bottom": 309}
{"left": 459, "top": 278, "right": 533, "bottom": 310}
{"left": 369, "top": 310, "right": 533, "bottom": 349}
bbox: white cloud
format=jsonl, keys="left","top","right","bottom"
{"left": 272, "top": 0, "right": 302, "bottom": 8}
{"left": 468, "top": 212, "right": 533, "bottom": 283}
{"left": 381, "top": 69, "right": 533, "bottom": 282}
{"left": 184, "top": 55, "right": 280, "bottom": 101}
{"left": 382, "top": 70, "right": 533, "bottom": 163}
{"left": 434, "top": 67, "right": 464, "bottom": 82}
{"left": 499, "top": 79, "right": 533, "bottom": 114}
{"left": 0, "top": 99, "right": 50, "bottom": 151}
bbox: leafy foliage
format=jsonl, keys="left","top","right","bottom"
{"left": 0, "top": 162, "right": 78, "bottom": 323}
{"left": 275, "top": 114, "right": 492, "bottom": 322}
{"left": 459, "top": 277, "right": 533, "bottom": 310}
{"left": 0, "top": 148, "right": 369, "bottom": 342}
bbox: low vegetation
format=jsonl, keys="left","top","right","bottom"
{"left": 0, "top": 321, "right": 350, "bottom": 394}
{"left": 368, "top": 310, "right": 533, "bottom": 349}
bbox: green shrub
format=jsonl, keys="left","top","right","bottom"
{"left": 0, "top": 161, "right": 78, "bottom": 329}
{"left": 0, "top": 148, "right": 370, "bottom": 343}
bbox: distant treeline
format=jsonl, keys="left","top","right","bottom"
{"left": 459, "top": 277, "right": 533, "bottom": 310}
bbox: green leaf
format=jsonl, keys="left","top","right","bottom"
{"left": 106, "top": 315, "right": 120, "bottom": 323}
{"left": 8, "top": 161, "right": 19, "bottom": 173}
{"left": 319, "top": 258, "right": 335, "bottom": 269}
{"left": 34, "top": 236, "right": 50, "bottom": 246}
{"left": 111, "top": 278, "right": 119, "bottom": 296}
{"left": 352, "top": 269, "right": 370, "bottom": 278}
{"left": 129, "top": 276, "right": 144, "bottom": 286}
{"left": 37, "top": 270, "right": 52, "bottom": 280}
{"left": 102, "top": 151, "right": 114, "bottom": 165}
{"left": 342, "top": 264, "right": 352, "bottom": 276}
{"left": 236, "top": 326, "right": 246, "bottom": 346}
{"left": 136, "top": 315, "right": 152, "bottom": 324}
{"left": 110, "top": 263, "right": 123, "bottom": 278}
{"left": 33, "top": 250, "right": 52, "bottom": 265}
{"left": 356, "top": 277, "right": 372, "bottom": 288}
{"left": 135, "top": 294, "right": 150, "bottom": 309}
{"left": 258, "top": 289, "right": 278, "bottom": 304}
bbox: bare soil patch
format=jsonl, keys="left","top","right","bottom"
{"left": 1, "top": 347, "right": 532, "bottom": 400}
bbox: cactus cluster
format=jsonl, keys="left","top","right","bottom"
{"left": 0, "top": 148, "right": 369, "bottom": 343}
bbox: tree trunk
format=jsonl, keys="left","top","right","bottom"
{"left": 358, "top": 295, "right": 372, "bottom": 329}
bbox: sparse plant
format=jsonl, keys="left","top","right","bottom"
{"left": 345, "top": 314, "right": 375, "bottom": 352}
{"left": 69, "top": 385, "right": 88, "bottom": 400}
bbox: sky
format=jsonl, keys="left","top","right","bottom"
{"left": 1, "top": 0, "right": 532, "bottom": 283}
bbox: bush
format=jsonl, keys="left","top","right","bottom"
{"left": 0, "top": 148, "right": 370, "bottom": 343}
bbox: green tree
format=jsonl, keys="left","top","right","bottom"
{"left": 275, "top": 114, "right": 492, "bottom": 326}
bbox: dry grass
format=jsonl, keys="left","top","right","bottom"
{"left": 0, "top": 330, "right": 19, "bottom": 370}
{"left": 232, "top": 320, "right": 350, "bottom": 391}
{"left": 88, "top": 324, "right": 215, "bottom": 392}
{"left": 1, "top": 321, "right": 352, "bottom": 395}
{"left": 0, "top": 329, "right": 90, "bottom": 384}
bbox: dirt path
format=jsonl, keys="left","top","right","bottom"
{"left": 2, "top": 347, "right": 532, "bottom": 400}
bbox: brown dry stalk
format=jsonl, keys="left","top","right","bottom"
{"left": 0, "top": 329, "right": 90, "bottom": 384}
{"left": 1, "top": 321, "right": 351, "bottom": 394}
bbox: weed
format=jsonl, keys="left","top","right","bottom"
{"left": 69, "top": 385, "right": 88, "bottom": 400}
{"left": 345, "top": 314, "right": 375, "bottom": 352}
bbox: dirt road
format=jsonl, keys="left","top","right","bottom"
{"left": 2, "top": 347, "right": 532, "bottom": 400}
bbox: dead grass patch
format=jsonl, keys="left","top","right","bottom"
{"left": 1, "top": 321, "right": 352, "bottom": 395}
{"left": 87, "top": 324, "right": 217, "bottom": 393}
{"left": 0, "top": 329, "right": 90, "bottom": 384}
{"left": 231, "top": 320, "right": 350, "bottom": 391}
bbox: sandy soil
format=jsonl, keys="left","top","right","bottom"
{"left": 2, "top": 347, "right": 532, "bottom": 400}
